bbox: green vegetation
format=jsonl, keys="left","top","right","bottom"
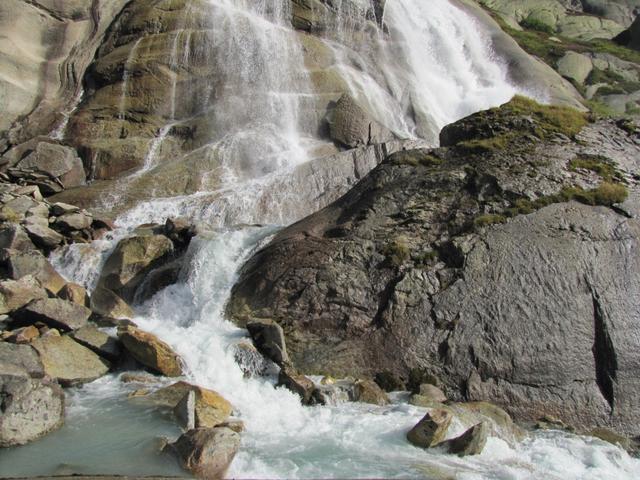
{"left": 474, "top": 214, "right": 507, "bottom": 228}
{"left": 505, "top": 95, "right": 588, "bottom": 138}
{"left": 520, "top": 17, "right": 555, "bottom": 35}
{"left": 415, "top": 249, "right": 439, "bottom": 266}
{"left": 459, "top": 134, "right": 511, "bottom": 153}
{"left": 382, "top": 238, "right": 410, "bottom": 266}
{"left": 568, "top": 155, "right": 621, "bottom": 181}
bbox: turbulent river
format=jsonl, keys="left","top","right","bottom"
{"left": 1, "top": 0, "right": 639, "bottom": 478}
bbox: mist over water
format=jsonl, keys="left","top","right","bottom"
{"left": 2, "top": 1, "right": 639, "bottom": 478}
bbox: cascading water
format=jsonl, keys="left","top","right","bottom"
{"left": 2, "top": 0, "right": 639, "bottom": 478}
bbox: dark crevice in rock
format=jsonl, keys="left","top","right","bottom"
{"left": 371, "top": 273, "right": 404, "bottom": 328}
{"left": 591, "top": 289, "right": 617, "bottom": 413}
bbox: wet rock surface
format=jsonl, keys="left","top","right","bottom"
{"left": 229, "top": 99, "right": 640, "bottom": 436}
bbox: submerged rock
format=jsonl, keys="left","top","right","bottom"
{"left": 117, "top": 325, "right": 184, "bottom": 377}
{"left": 0, "top": 368, "right": 65, "bottom": 447}
{"left": 165, "top": 427, "right": 240, "bottom": 479}
{"left": 246, "top": 319, "right": 289, "bottom": 366}
{"left": 440, "top": 422, "right": 490, "bottom": 457}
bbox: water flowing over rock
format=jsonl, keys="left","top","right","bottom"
{"left": 407, "top": 409, "right": 453, "bottom": 448}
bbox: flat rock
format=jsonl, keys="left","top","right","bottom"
{"left": 0, "top": 342, "right": 44, "bottom": 378}
{"left": 5, "top": 325, "right": 40, "bottom": 344}
{"left": 70, "top": 325, "right": 122, "bottom": 362}
{"left": 2, "top": 249, "right": 67, "bottom": 294}
{"left": 31, "top": 335, "right": 110, "bottom": 386}
{"left": 0, "top": 370, "right": 65, "bottom": 447}
{"left": 55, "top": 212, "right": 93, "bottom": 231}
{"left": 165, "top": 427, "right": 240, "bottom": 479}
{"left": 117, "top": 325, "right": 184, "bottom": 377}
{"left": 0, "top": 275, "right": 48, "bottom": 314}
{"left": 13, "top": 298, "right": 92, "bottom": 332}
{"left": 0, "top": 224, "right": 36, "bottom": 251}
{"left": 90, "top": 286, "right": 134, "bottom": 319}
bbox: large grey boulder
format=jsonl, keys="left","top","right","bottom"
{"left": 1, "top": 249, "right": 67, "bottom": 294}
{"left": 0, "top": 366, "right": 65, "bottom": 447}
{"left": 16, "top": 143, "right": 86, "bottom": 189}
{"left": 328, "top": 94, "right": 394, "bottom": 148}
{"left": 0, "top": 275, "right": 48, "bottom": 314}
{"left": 228, "top": 101, "right": 640, "bottom": 436}
{"left": 165, "top": 427, "right": 241, "bottom": 479}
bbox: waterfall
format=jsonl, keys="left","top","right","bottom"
{"left": 3, "top": 1, "right": 639, "bottom": 479}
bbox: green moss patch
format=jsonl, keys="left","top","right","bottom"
{"left": 568, "top": 155, "right": 621, "bottom": 181}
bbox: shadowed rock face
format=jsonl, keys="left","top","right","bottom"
{"left": 228, "top": 100, "right": 640, "bottom": 436}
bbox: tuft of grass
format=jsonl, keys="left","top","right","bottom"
{"left": 504, "top": 95, "right": 588, "bottom": 138}
{"left": 393, "top": 151, "right": 443, "bottom": 167}
{"left": 474, "top": 214, "right": 507, "bottom": 228}
{"left": 382, "top": 238, "right": 410, "bottom": 266}
{"left": 569, "top": 155, "right": 620, "bottom": 181}
{"left": 459, "top": 134, "right": 511, "bottom": 153}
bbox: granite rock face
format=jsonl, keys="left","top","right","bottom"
{"left": 229, "top": 100, "right": 640, "bottom": 436}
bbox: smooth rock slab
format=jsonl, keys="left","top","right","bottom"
{"left": 0, "top": 275, "right": 48, "bottom": 314}
{"left": 0, "top": 369, "right": 65, "bottom": 447}
{"left": 166, "top": 427, "right": 240, "bottom": 479}
{"left": 70, "top": 325, "right": 122, "bottom": 362}
{"left": 13, "top": 298, "right": 92, "bottom": 332}
{"left": 118, "top": 325, "right": 184, "bottom": 377}
{"left": 31, "top": 335, "right": 110, "bottom": 386}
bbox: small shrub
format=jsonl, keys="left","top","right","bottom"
{"left": 382, "top": 238, "right": 410, "bottom": 266}
{"left": 592, "top": 182, "right": 628, "bottom": 206}
{"left": 474, "top": 214, "right": 507, "bottom": 228}
{"left": 520, "top": 17, "right": 555, "bottom": 34}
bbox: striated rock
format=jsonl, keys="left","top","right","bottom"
{"left": 0, "top": 368, "right": 65, "bottom": 447}
{"left": 440, "top": 422, "right": 490, "bottom": 456}
{"left": 90, "top": 286, "right": 134, "bottom": 319}
{"left": 99, "top": 234, "right": 174, "bottom": 302}
{"left": 70, "top": 325, "right": 122, "bottom": 362}
{"left": 407, "top": 409, "right": 453, "bottom": 448}
{"left": 117, "top": 325, "right": 184, "bottom": 377}
{"left": 142, "top": 381, "right": 232, "bottom": 428}
{"left": 1, "top": 249, "right": 67, "bottom": 294}
{"left": 277, "top": 364, "right": 315, "bottom": 404}
{"left": 58, "top": 283, "right": 90, "bottom": 307}
{"left": 329, "top": 94, "right": 395, "bottom": 148}
{"left": 31, "top": 335, "right": 110, "bottom": 386}
{"left": 13, "top": 298, "right": 92, "bottom": 332}
{"left": 246, "top": 319, "right": 289, "bottom": 366}
{"left": 165, "top": 427, "right": 240, "bottom": 479}
{"left": 353, "top": 379, "right": 390, "bottom": 406}
{"left": 0, "top": 342, "right": 43, "bottom": 378}
{"left": 0, "top": 275, "right": 47, "bottom": 314}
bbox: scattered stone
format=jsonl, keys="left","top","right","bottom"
{"left": 98, "top": 234, "right": 174, "bottom": 302}
{"left": 50, "top": 202, "right": 80, "bottom": 216}
{"left": 0, "top": 342, "right": 44, "bottom": 378}
{"left": 31, "top": 335, "right": 110, "bottom": 386}
{"left": 23, "top": 223, "right": 64, "bottom": 249}
{"left": 174, "top": 390, "right": 196, "bottom": 430}
{"left": 117, "top": 325, "right": 184, "bottom": 377}
{"left": 353, "top": 379, "right": 390, "bottom": 405}
{"left": 70, "top": 325, "right": 122, "bottom": 362}
{"left": 165, "top": 427, "right": 240, "bottom": 479}
{"left": 5, "top": 325, "right": 40, "bottom": 344}
{"left": 440, "top": 422, "right": 489, "bottom": 456}
{"left": 556, "top": 51, "right": 593, "bottom": 85}
{"left": 55, "top": 212, "right": 92, "bottom": 231}
{"left": 1, "top": 249, "right": 67, "bottom": 294}
{"left": 13, "top": 298, "right": 92, "bottom": 332}
{"left": 277, "top": 364, "right": 315, "bottom": 404}
{"left": 90, "top": 286, "right": 134, "bottom": 319}
{"left": 0, "top": 224, "right": 36, "bottom": 251}
{"left": 0, "top": 369, "right": 65, "bottom": 447}
{"left": 418, "top": 384, "right": 447, "bottom": 403}
{"left": 58, "top": 282, "right": 90, "bottom": 307}
{"left": 246, "top": 319, "right": 289, "bottom": 366}
{"left": 0, "top": 275, "right": 48, "bottom": 314}
{"left": 407, "top": 409, "right": 453, "bottom": 448}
